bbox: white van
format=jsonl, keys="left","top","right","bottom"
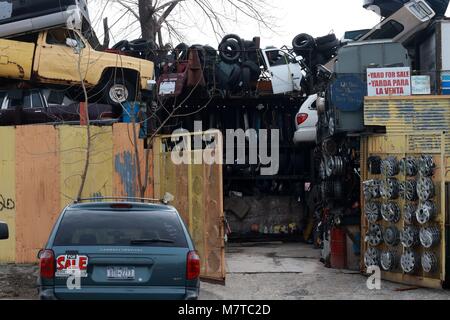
{"left": 0, "top": 0, "right": 90, "bottom": 38}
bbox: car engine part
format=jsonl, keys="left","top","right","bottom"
{"left": 403, "top": 203, "right": 417, "bottom": 224}
{"left": 320, "top": 180, "right": 343, "bottom": 199}
{"left": 325, "top": 156, "right": 345, "bottom": 177}
{"left": 381, "top": 156, "right": 399, "bottom": 177}
{"left": 401, "top": 249, "right": 418, "bottom": 274}
{"left": 363, "top": 180, "right": 381, "bottom": 200}
{"left": 322, "top": 139, "right": 337, "bottom": 156}
{"left": 399, "top": 180, "right": 417, "bottom": 201}
{"left": 419, "top": 227, "right": 441, "bottom": 249}
{"left": 401, "top": 226, "right": 419, "bottom": 248}
{"left": 417, "top": 177, "right": 435, "bottom": 201}
{"left": 383, "top": 226, "right": 400, "bottom": 247}
{"left": 399, "top": 157, "right": 418, "bottom": 177}
{"left": 418, "top": 155, "right": 436, "bottom": 177}
{"left": 368, "top": 156, "right": 382, "bottom": 175}
{"left": 365, "top": 201, "right": 381, "bottom": 223}
{"left": 421, "top": 252, "right": 438, "bottom": 273}
{"left": 416, "top": 201, "right": 437, "bottom": 225}
{"left": 381, "top": 250, "right": 398, "bottom": 271}
{"left": 366, "top": 224, "right": 383, "bottom": 247}
{"left": 380, "top": 178, "right": 400, "bottom": 200}
{"left": 364, "top": 247, "right": 380, "bottom": 268}
{"left": 381, "top": 202, "right": 401, "bottom": 223}
{"left": 319, "top": 159, "right": 327, "bottom": 180}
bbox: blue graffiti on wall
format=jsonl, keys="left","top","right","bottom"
{"left": 115, "top": 151, "right": 137, "bottom": 198}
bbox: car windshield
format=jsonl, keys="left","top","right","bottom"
{"left": 53, "top": 209, "right": 188, "bottom": 248}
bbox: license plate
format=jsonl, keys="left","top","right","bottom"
{"left": 159, "top": 81, "right": 176, "bottom": 95}
{"left": 106, "top": 267, "right": 136, "bottom": 280}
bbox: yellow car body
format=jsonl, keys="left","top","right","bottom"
{"left": 0, "top": 28, "right": 154, "bottom": 94}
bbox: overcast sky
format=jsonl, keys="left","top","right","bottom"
{"left": 88, "top": 0, "right": 449, "bottom": 48}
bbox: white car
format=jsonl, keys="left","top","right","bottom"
{"left": 293, "top": 94, "right": 319, "bottom": 144}
{"left": 0, "top": 0, "right": 90, "bottom": 38}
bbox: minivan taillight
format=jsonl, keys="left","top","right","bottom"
{"left": 39, "top": 249, "right": 55, "bottom": 279}
{"left": 296, "top": 113, "right": 309, "bottom": 126}
{"left": 186, "top": 251, "right": 201, "bottom": 280}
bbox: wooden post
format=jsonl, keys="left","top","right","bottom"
{"left": 79, "top": 102, "right": 88, "bottom": 126}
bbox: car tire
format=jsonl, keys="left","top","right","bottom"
{"left": 292, "top": 33, "right": 316, "bottom": 56}
{"left": 227, "top": 64, "right": 242, "bottom": 89}
{"left": 219, "top": 34, "right": 243, "bottom": 64}
{"left": 316, "top": 39, "right": 340, "bottom": 52}
{"left": 241, "top": 67, "right": 251, "bottom": 92}
{"left": 104, "top": 77, "right": 136, "bottom": 107}
{"left": 315, "top": 34, "right": 337, "bottom": 45}
{"left": 112, "top": 40, "right": 130, "bottom": 51}
{"left": 173, "top": 43, "right": 189, "bottom": 61}
{"left": 243, "top": 40, "right": 258, "bottom": 62}
{"left": 242, "top": 60, "right": 261, "bottom": 80}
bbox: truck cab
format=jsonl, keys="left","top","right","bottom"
{"left": 261, "top": 48, "right": 304, "bottom": 95}
{"left": 0, "top": 27, "right": 154, "bottom": 106}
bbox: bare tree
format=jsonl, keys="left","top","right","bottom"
{"left": 110, "top": 0, "right": 275, "bottom": 45}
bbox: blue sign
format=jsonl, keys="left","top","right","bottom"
{"left": 330, "top": 75, "right": 366, "bottom": 112}
{"left": 442, "top": 74, "right": 450, "bottom": 95}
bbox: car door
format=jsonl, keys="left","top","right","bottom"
{"left": 35, "top": 28, "right": 88, "bottom": 85}
{"left": 0, "top": 92, "right": 14, "bottom": 125}
{"left": 262, "top": 49, "right": 303, "bottom": 94}
{"left": 22, "top": 90, "right": 49, "bottom": 124}
{"left": 0, "top": 91, "right": 24, "bottom": 125}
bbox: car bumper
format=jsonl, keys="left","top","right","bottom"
{"left": 39, "top": 286, "right": 199, "bottom": 300}
{"left": 293, "top": 127, "right": 317, "bottom": 144}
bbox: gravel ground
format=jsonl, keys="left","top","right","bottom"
{"left": 200, "top": 243, "right": 450, "bottom": 300}
{"left": 0, "top": 264, "right": 39, "bottom": 300}
{"left": 1, "top": 243, "right": 450, "bottom": 300}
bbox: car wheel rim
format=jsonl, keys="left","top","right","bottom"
{"left": 109, "top": 84, "right": 129, "bottom": 103}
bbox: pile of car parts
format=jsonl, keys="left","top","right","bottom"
{"left": 362, "top": 148, "right": 445, "bottom": 287}
{"left": 292, "top": 33, "right": 341, "bottom": 70}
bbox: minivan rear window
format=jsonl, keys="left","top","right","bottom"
{"left": 53, "top": 209, "right": 188, "bottom": 248}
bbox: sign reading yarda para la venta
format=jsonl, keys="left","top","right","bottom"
{"left": 367, "top": 67, "right": 411, "bottom": 97}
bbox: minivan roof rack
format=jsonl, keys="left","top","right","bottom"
{"left": 73, "top": 196, "right": 171, "bottom": 205}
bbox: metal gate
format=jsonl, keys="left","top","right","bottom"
{"left": 153, "top": 130, "right": 226, "bottom": 283}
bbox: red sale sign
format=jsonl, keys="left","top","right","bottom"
{"left": 55, "top": 255, "right": 89, "bottom": 278}
{"left": 367, "top": 67, "right": 411, "bottom": 97}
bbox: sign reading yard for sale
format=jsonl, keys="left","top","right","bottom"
{"left": 367, "top": 67, "right": 411, "bottom": 97}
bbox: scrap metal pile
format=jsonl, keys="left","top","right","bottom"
{"left": 151, "top": 32, "right": 343, "bottom": 99}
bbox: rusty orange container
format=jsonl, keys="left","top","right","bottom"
{"left": 330, "top": 227, "right": 347, "bottom": 270}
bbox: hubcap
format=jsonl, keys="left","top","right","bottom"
{"left": 109, "top": 84, "right": 129, "bottom": 103}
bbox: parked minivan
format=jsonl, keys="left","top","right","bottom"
{"left": 38, "top": 199, "right": 200, "bottom": 300}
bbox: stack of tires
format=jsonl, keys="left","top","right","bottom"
{"left": 112, "top": 39, "right": 158, "bottom": 61}
{"left": 216, "top": 34, "right": 261, "bottom": 92}
{"left": 292, "top": 33, "right": 341, "bottom": 69}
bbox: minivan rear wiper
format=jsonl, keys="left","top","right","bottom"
{"left": 130, "top": 239, "right": 175, "bottom": 245}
